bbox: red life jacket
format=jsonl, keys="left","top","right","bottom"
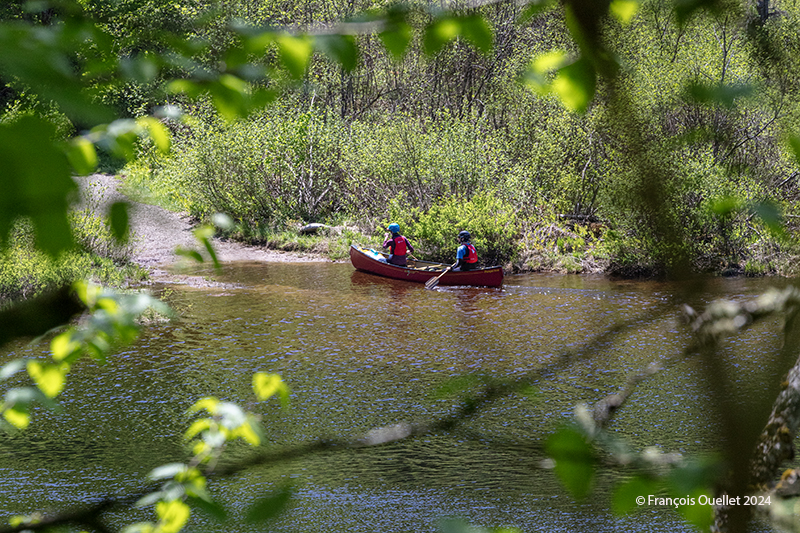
{"left": 464, "top": 243, "right": 477, "bottom": 263}
{"left": 392, "top": 235, "right": 408, "bottom": 256}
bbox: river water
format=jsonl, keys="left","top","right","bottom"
{"left": 0, "top": 262, "right": 796, "bottom": 532}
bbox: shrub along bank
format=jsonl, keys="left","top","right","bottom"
{"left": 0, "top": 212, "right": 146, "bottom": 306}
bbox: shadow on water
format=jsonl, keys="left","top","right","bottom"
{"left": 0, "top": 262, "right": 793, "bottom": 532}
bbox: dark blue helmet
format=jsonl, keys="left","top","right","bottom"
{"left": 458, "top": 230, "right": 471, "bottom": 242}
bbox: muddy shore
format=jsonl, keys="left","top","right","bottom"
{"left": 77, "top": 174, "right": 327, "bottom": 287}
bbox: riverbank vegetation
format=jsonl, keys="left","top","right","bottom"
{"left": 2, "top": 1, "right": 798, "bottom": 280}
{"left": 103, "top": 0, "right": 800, "bottom": 278}
{"left": 0, "top": 208, "right": 146, "bottom": 305}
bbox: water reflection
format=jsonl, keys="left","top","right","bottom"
{"left": 0, "top": 263, "right": 793, "bottom": 533}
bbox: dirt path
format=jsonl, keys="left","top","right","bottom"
{"left": 77, "top": 174, "right": 326, "bottom": 286}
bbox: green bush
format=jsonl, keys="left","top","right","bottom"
{"left": 70, "top": 209, "right": 136, "bottom": 264}
{"left": 130, "top": 106, "right": 347, "bottom": 228}
{"left": 0, "top": 218, "right": 145, "bottom": 304}
{"left": 341, "top": 112, "right": 510, "bottom": 215}
{"left": 386, "top": 191, "right": 519, "bottom": 266}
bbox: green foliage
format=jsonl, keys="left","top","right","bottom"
{"left": 386, "top": 191, "right": 520, "bottom": 266}
{"left": 126, "top": 374, "right": 292, "bottom": 533}
{"left": 0, "top": 117, "right": 76, "bottom": 256}
{"left": 0, "top": 281, "right": 168, "bottom": 429}
{"left": 0, "top": 217, "right": 144, "bottom": 304}
{"left": 245, "top": 485, "right": 294, "bottom": 523}
{"left": 341, "top": 112, "right": 509, "bottom": 215}
{"left": 545, "top": 424, "right": 596, "bottom": 500}
{"left": 138, "top": 106, "right": 345, "bottom": 227}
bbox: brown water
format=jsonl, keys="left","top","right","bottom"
{"left": 0, "top": 262, "right": 794, "bottom": 532}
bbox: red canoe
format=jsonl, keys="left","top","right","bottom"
{"left": 349, "top": 245, "right": 504, "bottom": 288}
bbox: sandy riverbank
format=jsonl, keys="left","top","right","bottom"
{"left": 77, "top": 174, "right": 328, "bottom": 287}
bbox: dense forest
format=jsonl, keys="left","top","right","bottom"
{"left": 2, "top": 0, "right": 800, "bottom": 301}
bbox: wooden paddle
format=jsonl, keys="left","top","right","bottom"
{"left": 425, "top": 263, "right": 456, "bottom": 289}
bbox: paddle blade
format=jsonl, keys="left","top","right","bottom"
{"left": 425, "top": 267, "right": 451, "bottom": 289}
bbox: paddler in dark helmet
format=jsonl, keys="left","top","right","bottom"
{"left": 382, "top": 223, "right": 414, "bottom": 266}
{"left": 453, "top": 230, "right": 478, "bottom": 271}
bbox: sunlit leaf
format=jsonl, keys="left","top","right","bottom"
{"left": 96, "top": 297, "right": 120, "bottom": 315}
{"left": 9, "top": 516, "right": 31, "bottom": 528}
{"left": 459, "top": 15, "right": 493, "bottom": 54}
{"left": 26, "top": 360, "right": 69, "bottom": 398}
{"left": 3, "top": 406, "right": 30, "bottom": 429}
{"left": 109, "top": 201, "right": 130, "bottom": 243}
{"left": 552, "top": 58, "right": 596, "bottom": 113}
{"left": 176, "top": 466, "right": 206, "bottom": 489}
{"left": 192, "top": 441, "right": 211, "bottom": 456}
{"left": 610, "top": 0, "right": 639, "bottom": 23}
{"left": 315, "top": 34, "right": 359, "bottom": 72}
{"left": 534, "top": 51, "right": 569, "bottom": 73}
{"left": 234, "top": 420, "right": 262, "bottom": 446}
{"left": 155, "top": 500, "right": 191, "bottom": 533}
{"left": 252, "top": 372, "right": 290, "bottom": 407}
{"left": 276, "top": 35, "right": 313, "bottom": 79}
{"left": 137, "top": 116, "right": 171, "bottom": 154}
{"left": 379, "top": 22, "right": 413, "bottom": 60}
{"left": 521, "top": 51, "right": 568, "bottom": 94}
{"left": 185, "top": 418, "right": 214, "bottom": 440}
{"left": 166, "top": 79, "right": 205, "bottom": 98}
{"left": 545, "top": 425, "right": 596, "bottom": 500}
{"left": 65, "top": 136, "right": 98, "bottom": 176}
{"left": 242, "top": 30, "right": 276, "bottom": 54}
{"left": 190, "top": 397, "right": 220, "bottom": 414}
{"left": 245, "top": 486, "right": 293, "bottom": 523}
{"left": 423, "top": 18, "right": 461, "bottom": 56}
